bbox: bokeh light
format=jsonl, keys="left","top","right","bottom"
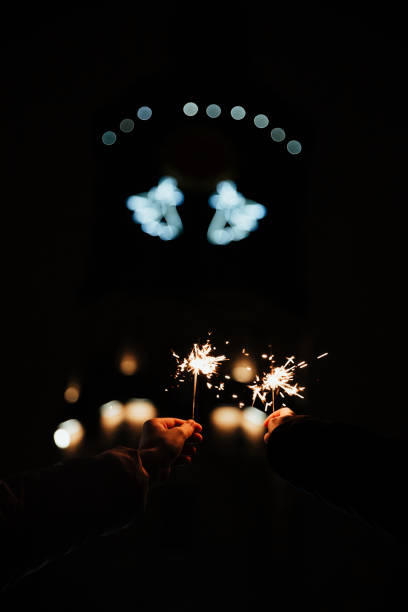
{"left": 137, "top": 106, "right": 152, "bottom": 120}
{"left": 102, "top": 131, "right": 117, "bottom": 145}
{"left": 99, "top": 400, "right": 125, "bottom": 430}
{"left": 230, "top": 106, "right": 246, "bottom": 120}
{"left": 53, "top": 419, "right": 84, "bottom": 449}
{"left": 64, "top": 382, "right": 80, "bottom": 403}
{"left": 231, "top": 358, "right": 256, "bottom": 383}
{"left": 210, "top": 405, "right": 242, "bottom": 432}
{"left": 241, "top": 406, "right": 265, "bottom": 439}
{"left": 287, "top": 140, "right": 302, "bottom": 154}
{"left": 54, "top": 429, "right": 70, "bottom": 449}
{"left": 119, "top": 118, "right": 135, "bottom": 132}
{"left": 206, "top": 104, "right": 221, "bottom": 118}
{"left": 183, "top": 102, "right": 199, "bottom": 116}
{"left": 254, "top": 114, "right": 269, "bottom": 128}
{"left": 119, "top": 352, "right": 138, "bottom": 376}
{"left": 125, "top": 398, "right": 157, "bottom": 426}
{"left": 271, "top": 127, "right": 286, "bottom": 142}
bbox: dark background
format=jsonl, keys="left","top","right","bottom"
{"left": 1, "top": 4, "right": 407, "bottom": 611}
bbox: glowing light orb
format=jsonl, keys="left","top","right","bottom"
{"left": 54, "top": 419, "right": 84, "bottom": 449}
{"left": 207, "top": 180, "right": 267, "bottom": 245}
{"left": 119, "top": 353, "right": 138, "bottom": 375}
{"left": 64, "top": 382, "right": 80, "bottom": 403}
{"left": 126, "top": 176, "right": 184, "bottom": 241}
{"left": 137, "top": 106, "right": 152, "bottom": 120}
{"left": 206, "top": 104, "right": 221, "bottom": 118}
{"left": 232, "top": 358, "right": 255, "bottom": 383}
{"left": 231, "top": 106, "right": 246, "bottom": 120}
{"left": 125, "top": 398, "right": 157, "bottom": 425}
{"left": 210, "top": 406, "right": 242, "bottom": 432}
{"left": 102, "top": 131, "right": 116, "bottom": 145}
{"left": 100, "top": 400, "right": 125, "bottom": 429}
{"left": 271, "top": 127, "right": 286, "bottom": 142}
{"left": 183, "top": 102, "right": 199, "bottom": 116}
{"left": 254, "top": 114, "right": 269, "bottom": 128}
{"left": 120, "top": 118, "right": 135, "bottom": 132}
{"left": 287, "top": 140, "right": 302, "bottom": 155}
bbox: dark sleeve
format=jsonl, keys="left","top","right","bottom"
{"left": 266, "top": 416, "right": 408, "bottom": 538}
{"left": 0, "top": 446, "right": 149, "bottom": 591}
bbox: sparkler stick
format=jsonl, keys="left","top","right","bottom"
{"left": 173, "top": 341, "right": 227, "bottom": 418}
{"left": 192, "top": 371, "right": 198, "bottom": 419}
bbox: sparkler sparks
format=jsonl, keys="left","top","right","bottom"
{"left": 173, "top": 341, "right": 227, "bottom": 418}
{"left": 248, "top": 355, "right": 306, "bottom": 412}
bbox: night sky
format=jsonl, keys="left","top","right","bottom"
{"left": 2, "top": 5, "right": 408, "bottom": 611}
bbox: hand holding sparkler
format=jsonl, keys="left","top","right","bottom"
{"left": 138, "top": 417, "right": 203, "bottom": 483}
{"left": 263, "top": 407, "right": 296, "bottom": 443}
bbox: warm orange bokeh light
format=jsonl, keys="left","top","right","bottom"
{"left": 119, "top": 353, "right": 138, "bottom": 376}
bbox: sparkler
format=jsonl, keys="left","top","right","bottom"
{"left": 173, "top": 341, "right": 227, "bottom": 418}
{"left": 248, "top": 355, "right": 306, "bottom": 413}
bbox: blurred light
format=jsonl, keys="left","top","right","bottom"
{"left": 100, "top": 400, "right": 125, "bottom": 430}
{"left": 207, "top": 180, "right": 267, "bottom": 245}
{"left": 210, "top": 406, "right": 242, "bottom": 432}
{"left": 232, "top": 358, "right": 255, "bottom": 383}
{"left": 183, "top": 102, "right": 199, "bottom": 116}
{"left": 126, "top": 176, "right": 184, "bottom": 241}
{"left": 241, "top": 406, "right": 265, "bottom": 439}
{"left": 271, "top": 127, "right": 286, "bottom": 142}
{"left": 230, "top": 106, "right": 246, "bottom": 120}
{"left": 125, "top": 398, "right": 157, "bottom": 425}
{"left": 102, "top": 131, "right": 116, "bottom": 145}
{"left": 254, "top": 114, "right": 269, "bottom": 128}
{"left": 119, "top": 118, "right": 135, "bottom": 132}
{"left": 242, "top": 406, "right": 265, "bottom": 425}
{"left": 206, "top": 104, "right": 221, "bottom": 118}
{"left": 54, "top": 419, "right": 84, "bottom": 449}
{"left": 54, "top": 429, "right": 70, "bottom": 449}
{"left": 119, "top": 353, "right": 138, "bottom": 376}
{"left": 137, "top": 106, "right": 152, "bottom": 120}
{"left": 287, "top": 140, "right": 302, "bottom": 154}
{"left": 64, "top": 382, "right": 80, "bottom": 404}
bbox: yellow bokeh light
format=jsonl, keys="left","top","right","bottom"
{"left": 210, "top": 406, "right": 242, "bottom": 432}
{"left": 54, "top": 419, "right": 84, "bottom": 449}
{"left": 125, "top": 398, "right": 157, "bottom": 425}
{"left": 119, "top": 353, "right": 138, "bottom": 376}
{"left": 64, "top": 383, "right": 80, "bottom": 403}
{"left": 100, "top": 400, "right": 125, "bottom": 430}
{"left": 231, "top": 358, "right": 255, "bottom": 383}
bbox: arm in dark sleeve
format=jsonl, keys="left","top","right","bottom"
{"left": 266, "top": 416, "right": 408, "bottom": 538}
{"left": 0, "top": 446, "right": 149, "bottom": 591}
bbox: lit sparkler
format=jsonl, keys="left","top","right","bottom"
{"left": 173, "top": 341, "right": 227, "bottom": 418}
{"left": 248, "top": 355, "right": 306, "bottom": 413}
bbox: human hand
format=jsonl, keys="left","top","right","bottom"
{"left": 138, "top": 417, "right": 203, "bottom": 483}
{"left": 263, "top": 407, "right": 296, "bottom": 443}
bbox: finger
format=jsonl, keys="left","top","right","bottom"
{"left": 264, "top": 432, "right": 271, "bottom": 443}
{"left": 175, "top": 454, "right": 192, "bottom": 465}
{"left": 190, "top": 432, "right": 203, "bottom": 443}
{"left": 264, "top": 407, "right": 295, "bottom": 426}
{"left": 177, "top": 420, "right": 197, "bottom": 440}
{"left": 158, "top": 417, "right": 190, "bottom": 429}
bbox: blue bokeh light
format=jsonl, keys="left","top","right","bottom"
{"left": 137, "top": 106, "right": 152, "bottom": 120}
{"left": 102, "top": 131, "right": 117, "bottom": 145}
{"left": 126, "top": 177, "right": 184, "bottom": 241}
{"left": 207, "top": 181, "right": 267, "bottom": 245}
